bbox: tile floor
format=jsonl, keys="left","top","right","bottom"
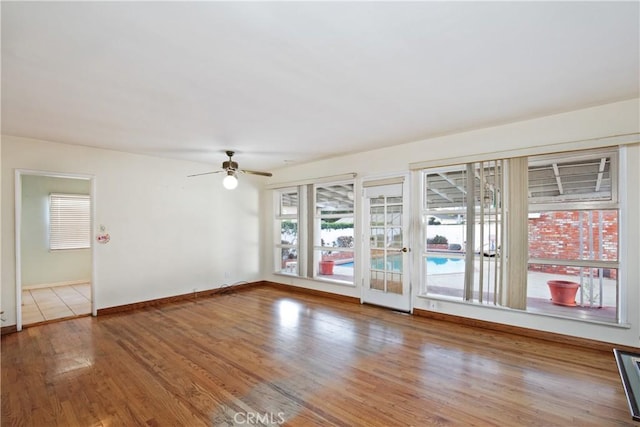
{"left": 22, "top": 283, "right": 91, "bottom": 325}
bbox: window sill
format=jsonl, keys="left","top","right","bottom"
{"left": 416, "top": 293, "right": 631, "bottom": 328}
{"left": 272, "top": 272, "right": 356, "bottom": 287}
{"left": 312, "top": 276, "right": 356, "bottom": 287}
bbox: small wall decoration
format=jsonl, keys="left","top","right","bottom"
{"left": 96, "top": 224, "right": 110, "bottom": 244}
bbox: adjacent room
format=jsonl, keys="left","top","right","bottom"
{"left": 1, "top": 2, "right": 639, "bottom": 426}
{"left": 19, "top": 174, "right": 92, "bottom": 325}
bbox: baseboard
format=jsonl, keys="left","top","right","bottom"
{"left": 264, "top": 281, "right": 360, "bottom": 304}
{"left": 414, "top": 308, "right": 640, "bottom": 353}
{"left": 96, "top": 281, "right": 263, "bottom": 316}
{"left": 23, "top": 280, "right": 90, "bottom": 290}
{"left": 1, "top": 325, "right": 18, "bottom": 335}
{"left": 97, "top": 280, "right": 358, "bottom": 316}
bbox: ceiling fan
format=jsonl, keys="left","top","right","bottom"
{"left": 187, "top": 150, "right": 272, "bottom": 190}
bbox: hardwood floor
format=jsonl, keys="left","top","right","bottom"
{"left": 1, "top": 286, "right": 635, "bottom": 426}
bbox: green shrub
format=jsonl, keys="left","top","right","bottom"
{"left": 321, "top": 222, "right": 354, "bottom": 230}
{"left": 281, "top": 221, "right": 298, "bottom": 233}
{"left": 427, "top": 235, "right": 448, "bottom": 244}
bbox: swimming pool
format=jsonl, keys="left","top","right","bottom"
{"left": 338, "top": 256, "right": 465, "bottom": 274}
{"left": 425, "top": 257, "right": 465, "bottom": 274}
{"left": 339, "top": 257, "right": 402, "bottom": 270}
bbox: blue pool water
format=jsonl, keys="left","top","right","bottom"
{"left": 426, "top": 257, "right": 465, "bottom": 274}
{"left": 338, "top": 256, "right": 465, "bottom": 274}
{"left": 339, "top": 257, "right": 401, "bottom": 270}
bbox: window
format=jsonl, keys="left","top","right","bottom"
{"left": 49, "top": 193, "right": 91, "bottom": 250}
{"left": 274, "top": 188, "right": 299, "bottom": 275}
{"left": 420, "top": 147, "right": 622, "bottom": 324}
{"left": 421, "top": 161, "right": 504, "bottom": 304}
{"left": 273, "top": 178, "right": 356, "bottom": 284}
{"left": 527, "top": 150, "right": 619, "bottom": 322}
{"left": 313, "top": 182, "right": 355, "bottom": 284}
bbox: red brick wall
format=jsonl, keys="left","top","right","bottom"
{"left": 528, "top": 210, "right": 618, "bottom": 279}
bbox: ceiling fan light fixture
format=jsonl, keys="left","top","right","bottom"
{"left": 187, "top": 150, "right": 271, "bottom": 185}
{"left": 222, "top": 171, "right": 238, "bottom": 190}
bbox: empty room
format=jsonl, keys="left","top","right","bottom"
{"left": 2, "top": 2, "right": 640, "bottom": 426}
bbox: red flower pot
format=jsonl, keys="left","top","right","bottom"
{"left": 547, "top": 280, "right": 580, "bottom": 306}
{"left": 319, "top": 260, "right": 334, "bottom": 275}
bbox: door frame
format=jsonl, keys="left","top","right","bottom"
{"left": 360, "top": 173, "right": 412, "bottom": 312}
{"left": 14, "top": 169, "right": 97, "bottom": 331}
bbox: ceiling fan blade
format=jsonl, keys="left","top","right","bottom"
{"left": 187, "top": 170, "right": 223, "bottom": 177}
{"left": 240, "top": 169, "right": 273, "bottom": 177}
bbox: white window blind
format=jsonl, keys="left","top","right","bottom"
{"left": 49, "top": 193, "right": 91, "bottom": 250}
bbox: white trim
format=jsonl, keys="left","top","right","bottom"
{"left": 266, "top": 173, "right": 357, "bottom": 189}
{"left": 14, "top": 171, "right": 23, "bottom": 332}
{"left": 90, "top": 176, "right": 97, "bottom": 316}
{"left": 13, "top": 168, "right": 94, "bottom": 180}
{"left": 362, "top": 176, "right": 405, "bottom": 187}
{"left": 528, "top": 258, "right": 619, "bottom": 269}
{"left": 409, "top": 133, "right": 639, "bottom": 170}
{"left": 618, "top": 145, "right": 629, "bottom": 324}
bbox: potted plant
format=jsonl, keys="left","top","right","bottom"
{"left": 319, "top": 249, "right": 335, "bottom": 275}
{"left": 319, "top": 259, "right": 334, "bottom": 275}
{"left": 319, "top": 257, "right": 334, "bottom": 275}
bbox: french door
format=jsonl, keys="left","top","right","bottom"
{"left": 362, "top": 177, "right": 411, "bottom": 312}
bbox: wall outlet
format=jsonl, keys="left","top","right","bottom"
{"left": 224, "top": 271, "right": 230, "bottom": 279}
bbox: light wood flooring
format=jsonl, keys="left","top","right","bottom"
{"left": 1, "top": 286, "right": 635, "bottom": 426}
{"left": 21, "top": 283, "right": 91, "bottom": 325}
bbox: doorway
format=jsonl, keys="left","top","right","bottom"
{"left": 362, "top": 176, "right": 411, "bottom": 312}
{"left": 15, "top": 170, "right": 95, "bottom": 330}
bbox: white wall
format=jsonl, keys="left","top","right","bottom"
{"left": 21, "top": 175, "right": 92, "bottom": 287}
{"left": 262, "top": 98, "right": 640, "bottom": 347}
{"left": 1, "top": 136, "right": 263, "bottom": 327}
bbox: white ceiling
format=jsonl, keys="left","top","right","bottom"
{"left": 2, "top": 2, "right": 638, "bottom": 172}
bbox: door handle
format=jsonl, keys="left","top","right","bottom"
{"left": 402, "top": 247, "right": 409, "bottom": 253}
